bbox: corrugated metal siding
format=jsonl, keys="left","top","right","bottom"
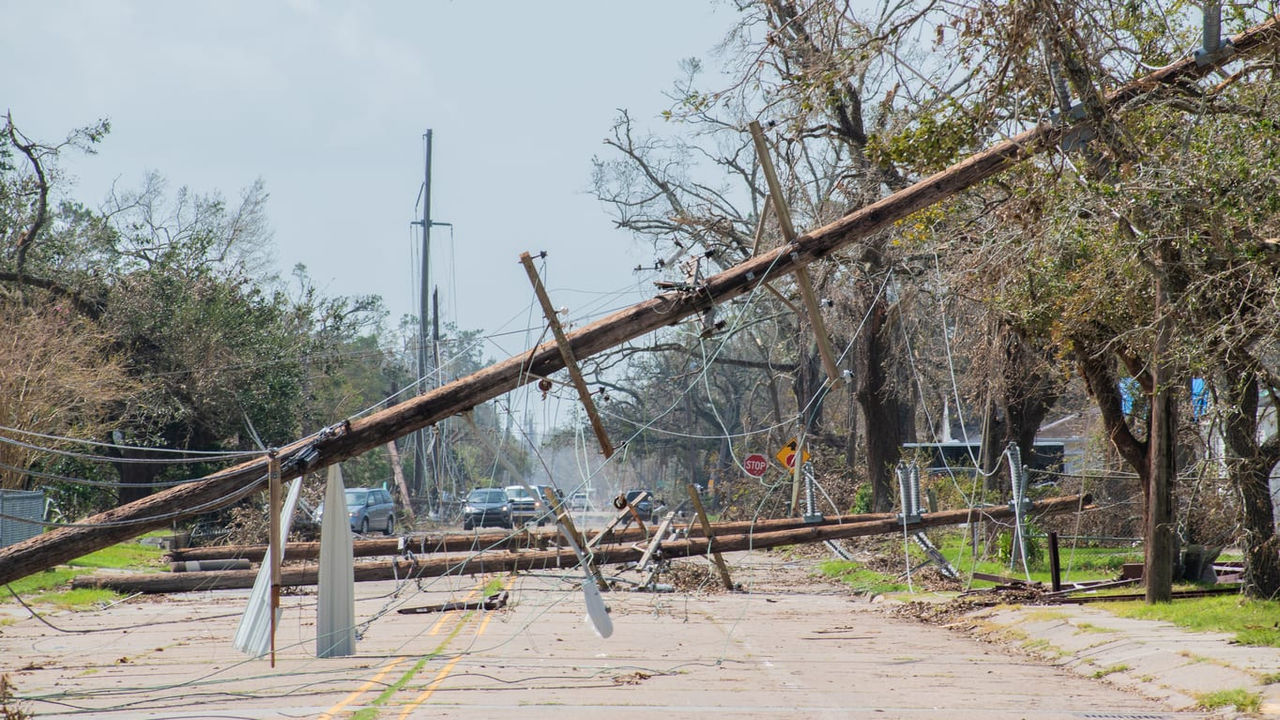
{"left": 0, "top": 490, "right": 45, "bottom": 547}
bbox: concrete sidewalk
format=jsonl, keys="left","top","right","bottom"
{"left": 954, "top": 601, "right": 1280, "bottom": 718}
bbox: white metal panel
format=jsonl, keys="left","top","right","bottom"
{"left": 316, "top": 464, "right": 356, "bottom": 657}
{"left": 232, "top": 477, "right": 303, "bottom": 657}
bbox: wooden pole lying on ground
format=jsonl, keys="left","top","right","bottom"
{"left": 74, "top": 494, "right": 1088, "bottom": 593}
{"left": 4, "top": 17, "right": 1276, "bottom": 588}
{"left": 166, "top": 508, "right": 915, "bottom": 563}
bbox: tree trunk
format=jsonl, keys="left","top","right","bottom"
{"left": 980, "top": 394, "right": 1003, "bottom": 492}
{"left": 1237, "top": 459, "right": 1280, "bottom": 598}
{"left": 114, "top": 448, "right": 164, "bottom": 506}
{"left": 1218, "top": 366, "right": 1280, "bottom": 600}
{"left": 1144, "top": 284, "right": 1176, "bottom": 603}
{"left": 857, "top": 298, "right": 903, "bottom": 512}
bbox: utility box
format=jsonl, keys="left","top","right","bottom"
{"left": 0, "top": 489, "right": 45, "bottom": 548}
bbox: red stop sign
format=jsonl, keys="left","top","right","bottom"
{"left": 743, "top": 453, "right": 768, "bottom": 477}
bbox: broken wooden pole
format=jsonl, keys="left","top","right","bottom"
{"left": 3, "top": 17, "right": 1275, "bottom": 588}
{"left": 520, "top": 251, "right": 614, "bottom": 459}
{"left": 749, "top": 120, "right": 843, "bottom": 388}
{"left": 637, "top": 511, "right": 676, "bottom": 572}
{"left": 73, "top": 494, "right": 1089, "bottom": 593}
{"left": 386, "top": 440, "right": 415, "bottom": 526}
{"left": 688, "top": 483, "right": 734, "bottom": 590}
{"left": 1048, "top": 530, "right": 1063, "bottom": 593}
{"left": 169, "top": 530, "right": 549, "bottom": 563}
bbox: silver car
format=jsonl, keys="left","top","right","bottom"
{"left": 317, "top": 487, "right": 397, "bottom": 535}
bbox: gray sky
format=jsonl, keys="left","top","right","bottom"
{"left": 3, "top": 1, "right": 734, "bottom": 360}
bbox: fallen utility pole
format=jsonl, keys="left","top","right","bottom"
{"left": 3, "top": 17, "right": 1276, "bottom": 587}
{"left": 72, "top": 494, "right": 1087, "bottom": 593}
{"left": 167, "top": 510, "right": 906, "bottom": 563}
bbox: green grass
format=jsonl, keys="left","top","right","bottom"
{"left": 1100, "top": 595, "right": 1280, "bottom": 647}
{"left": 819, "top": 560, "right": 910, "bottom": 594}
{"left": 1091, "top": 663, "right": 1130, "bottom": 678}
{"left": 24, "top": 588, "right": 121, "bottom": 610}
{"left": 1195, "top": 688, "right": 1262, "bottom": 713}
{"left": 935, "top": 532, "right": 1141, "bottom": 586}
{"left": 482, "top": 576, "right": 506, "bottom": 596}
{"left": 67, "top": 542, "right": 165, "bottom": 570}
{"left": 2, "top": 540, "right": 164, "bottom": 607}
{"left": 2, "top": 567, "right": 80, "bottom": 598}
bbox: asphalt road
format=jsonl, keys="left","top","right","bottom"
{"left": 1, "top": 550, "right": 1207, "bottom": 719}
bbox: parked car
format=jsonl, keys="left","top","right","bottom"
{"left": 568, "top": 490, "right": 591, "bottom": 511}
{"left": 462, "top": 487, "right": 512, "bottom": 530}
{"left": 504, "top": 485, "right": 554, "bottom": 526}
{"left": 317, "top": 487, "right": 397, "bottom": 535}
{"left": 620, "top": 489, "right": 659, "bottom": 523}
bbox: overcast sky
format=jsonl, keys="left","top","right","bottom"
{"left": 3, "top": 1, "right": 735, "bottom": 361}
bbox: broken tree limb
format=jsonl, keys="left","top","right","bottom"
{"left": 73, "top": 494, "right": 1089, "bottom": 593}
{"left": 3, "top": 17, "right": 1275, "bottom": 587}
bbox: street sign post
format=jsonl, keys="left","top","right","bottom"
{"left": 743, "top": 454, "right": 768, "bottom": 478}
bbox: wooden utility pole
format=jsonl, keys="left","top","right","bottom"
{"left": 748, "top": 121, "right": 843, "bottom": 388}
{"left": 687, "top": 483, "right": 734, "bottom": 590}
{"left": 519, "top": 251, "right": 614, "bottom": 459}
{"left": 267, "top": 453, "right": 281, "bottom": 667}
{"left": 413, "top": 130, "right": 435, "bottom": 504}
{"left": 1, "top": 19, "right": 1276, "bottom": 587}
{"left": 1146, "top": 252, "right": 1177, "bottom": 603}
{"left": 385, "top": 440, "right": 415, "bottom": 526}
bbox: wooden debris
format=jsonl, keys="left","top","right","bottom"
{"left": 397, "top": 590, "right": 508, "bottom": 615}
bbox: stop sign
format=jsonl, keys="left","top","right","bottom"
{"left": 743, "top": 453, "right": 768, "bottom": 477}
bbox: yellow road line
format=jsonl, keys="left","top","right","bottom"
{"left": 317, "top": 655, "right": 406, "bottom": 720}
{"left": 395, "top": 575, "right": 512, "bottom": 719}
{"left": 315, "top": 576, "right": 493, "bottom": 718}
